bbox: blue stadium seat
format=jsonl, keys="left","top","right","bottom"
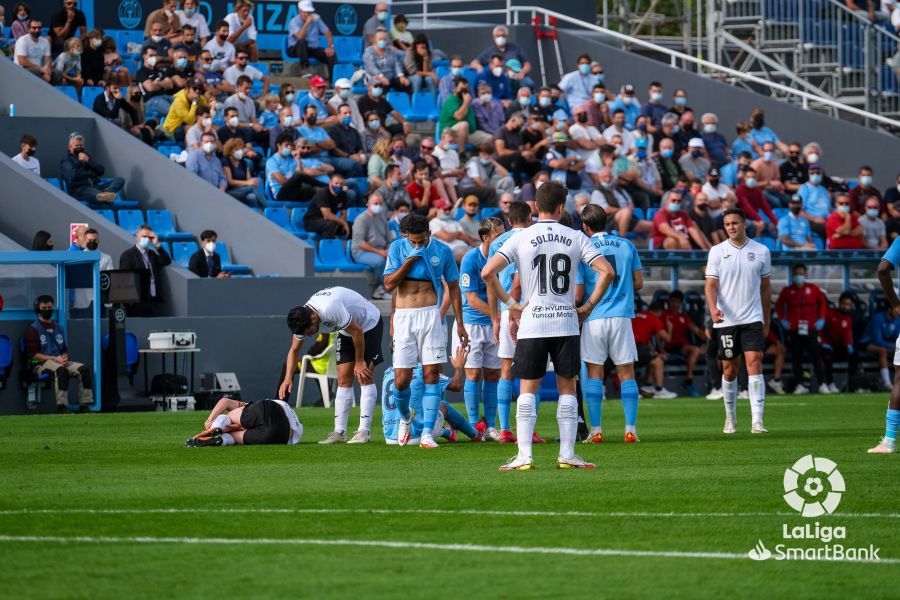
{"left": 0, "top": 334, "right": 11, "bottom": 389}
{"left": 315, "top": 239, "right": 367, "bottom": 272}
{"left": 387, "top": 91, "right": 416, "bottom": 121}
{"left": 95, "top": 209, "right": 116, "bottom": 223}
{"left": 347, "top": 207, "right": 366, "bottom": 222}
{"left": 411, "top": 91, "right": 439, "bottom": 121}
{"left": 147, "top": 210, "right": 195, "bottom": 241}
{"left": 56, "top": 85, "right": 79, "bottom": 103}
{"left": 773, "top": 207, "right": 788, "bottom": 219}
{"left": 461, "top": 67, "right": 478, "bottom": 89}
{"left": 436, "top": 65, "right": 450, "bottom": 80}
{"left": 632, "top": 207, "right": 645, "bottom": 220}
{"left": 453, "top": 207, "right": 466, "bottom": 220}
{"left": 18, "top": 336, "right": 51, "bottom": 387}
{"left": 480, "top": 207, "right": 501, "bottom": 219}
{"left": 115, "top": 29, "right": 144, "bottom": 59}
{"left": 46, "top": 178, "right": 64, "bottom": 191}
{"left": 753, "top": 237, "right": 775, "bottom": 251}
{"left": 157, "top": 144, "right": 182, "bottom": 158}
{"left": 250, "top": 61, "right": 270, "bottom": 75}
{"left": 349, "top": 177, "right": 369, "bottom": 195}
{"left": 110, "top": 199, "right": 141, "bottom": 210}
{"left": 214, "top": 242, "right": 251, "bottom": 274}
{"left": 172, "top": 241, "right": 198, "bottom": 268}
{"left": 116, "top": 209, "right": 146, "bottom": 234}
{"left": 81, "top": 86, "right": 104, "bottom": 109}
{"left": 102, "top": 331, "right": 139, "bottom": 380}
{"left": 290, "top": 208, "right": 318, "bottom": 241}
{"left": 264, "top": 207, "right": 307, "bottom": 237}
{"left": 334, "top": 36, "right": 363, "bottom": 64}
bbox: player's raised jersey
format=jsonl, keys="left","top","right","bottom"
{"left": 384, "top": 238, "right": 459, "bottom": 306}
{"left": 705, "top": 238, "right": 772, "bottom": 328}
{"left": 488, "top": 227, "right": 525, "bottom": 313}
{"left": 459, "top": 246, "right": 491, "bottom": 326}
{"left": 299, "top": 286, "right": 380, "bottom": 337}
{"left": 579, "top": 232, "right": 642, "bottom": 321}
{"left": 496, "top": 220, "right": 601, "bottom": 338}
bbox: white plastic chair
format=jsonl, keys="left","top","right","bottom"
{"left": 295, "top": 344, "right": 338, "bottom": 407}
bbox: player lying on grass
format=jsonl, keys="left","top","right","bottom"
{"left": 382, "top": 345, "right": 486, "bottom": 445}
{"left": 869, "top": 237, "right": 900, "bottom": 454}
{"left": 185, "top": 397, "right": 303, "bottom": 447}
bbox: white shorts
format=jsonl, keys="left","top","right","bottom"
{"left": 452, "top": 322, "right": 501, "bottom": 370}
{"left": 581, "top": 317, "right": 638, "bottom": 366}
{"left": 498, "top": 310, "right": 516, "bottom": 359}
{"left": 894, "top": 334, "right": 900, "bottom": 366}
{"left": 393, "top": 306, "right": 447, "bottom": 368}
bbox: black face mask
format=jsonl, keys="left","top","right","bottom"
{"left": 840, "top": 306, "right": 851, "bottom": 315}
{"left": 709, "top": 178, "right": 720, "bottom": 187}
{"left": 306, "top": 115, "right": 317, "bottom": 126}
{"left": 218, "top": 33, "right": 227, "bottom": 41}
{"left": 788, "top": 153, "right": 799, "bottom": 161}
{"left": 26, "top": 148, "right": 36, "bottom": 157}
{"left": 696, "top": 204, "right": 707, "bottom": 212}
{"left": 86, "top": 240, "right": 99, "bottom": 250}
{"left": 39, "top": 309, "right": 53, "bottom": 320}
{"left": 752, "top": 116, "right": 764, "bottom": 128}
{"left": 73, "top": 146, "right": 85, "bottom": 155}
{"left": 790, "top": 206, "right": 802, "bottom": 215}
{"left": 576, "top": 113, "right": 588, "bottom": 124}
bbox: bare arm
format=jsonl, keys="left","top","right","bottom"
{"left": 466, "top": 290, "right": 492, "bottom": 317}
{"left": 760, "top": 276, "right": 772, "bottom": 336}
{"left": 705, "top": 276, "right": 724, "bottom": 324}
{"left": 345, "top": 319, "right": 373, "bottom": 381}
{"left": 576, "top": 256, "right": 615, "bottom": 321}
{"left": 445, "top": 345, "right": 469, "bottom": 393}
{"left": 878, "top": 259, "right": 900, "bottom": 311}
{"left": 277, "top": 336, "right": 303, "bottom": 399}
{"left": 203, "top": 397, "right": 244, "bottom": 429}
{"left": 384, "top": 255, "right": 420, "bottom": 292}
{"left": 632, "top": 269, "right": 644, "bottom": 291}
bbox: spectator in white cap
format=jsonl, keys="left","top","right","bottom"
{"left": 328, "top": 78, "right": 365, "bottom": 133}
{"left": 287, "top": 1, "right": 336, "bottom": 81}
{"left": 679, "top": 137, "right": 710, "bottom": 183}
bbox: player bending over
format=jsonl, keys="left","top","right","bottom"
{"left": 382, "top": 346, "right": 486, "bottom": 444}
{"left": 186, "top": 397, "right": 303, "bottom": 446}
{"left": 280, "top": 286, "right": 384, "bottom": 444}
{"left": 869, "top": 237, "right": 900, "bottom": 454}
{"left": 384, "top": 213, "right": 467, "bottom": 448}
{"left": 454, "top": 216, "right": 506, "bottom": 439}
{"left": 577, "top": 205, "right": 643, "bottom": 444}
{"left": 483, "top": 182, "right": 615, "bottom": 470}
{"left": 704, "top": 208, "right": 772, "bottom": 435}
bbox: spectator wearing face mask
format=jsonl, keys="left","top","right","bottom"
{"left": 196, "top": 49, "right": 231, "bottom": 97}
{"left": 119, "top": 225, "right": 172, "bottom": 316}
{"left": 679, "top": 138, "right": 710, "bottom": 183}
{"left": 439, "top": 55, "right": 465, "bottom": 103}
{"left": 136, "top": 46, "right": 175, "bottom": 115}
{"left": 797, "top": 164, "right": 832, "bottom": 237}
{"left": 731, "top": 121, "right": 756, "bottom": 160}
{"left": 184, "top": 105, "right": 213, "bottom": 150}
{"left": 472, "top": 82, "right": 505, "bottom": 135}
{"left": 14, "top": 17, "right": 52, "bottom": 83}
{"left": 628, "top": 137, "right": 662, "bottom": 206}
{"left": 639, "top": 81, "right": 669, "bottom": 132}
{"left": 375, "top": 164, "right": 412, "bottom": 211}
{"left": 187, "top": 132, "right": 227, "bottom": 191}
{"left": 821, "top": 293, "right": 861, "bottom": 393}
{"left": 304, "top": 173, "right": 350, "bottom": 239}
{"left": 558, "top": 53, "right": 596, "bottom": 107}
{"left": 70, "top": 227, "right": 113, "bottom": 317}
{"left": 779, "top": 142, "right": 807, "bottom": 194}
{"left": 608, "top": 84, "right": 640, "bottom": 129}
{"left": 52, "top": 36, "right": 84, "bottom": 93}
{"left": 735, "top": 166, "right": 777, "bottom": 234}
{"left": 267, "top": 106, "right": 299, "bottom": 153}
{"left": 225, "top": 0, "right": 259, "bottom": 62}
{"left": 652, "top": 188, "right": 711, "bottom": 250}
{"left": 721, "top": 151, "right": 753, "bottom": 189}
{"left": 567, "top": 105, "right": 604, "bottom": 188}
{"left": 178, "top": 1, "right": 209, "bottom": 44}
{"left": 430, "top": 205, "right": 479, "bottom": 262}
{"left": 362, "top": 111, "right": 389, "bottom": 154}
{"left": 218, "top": 105, "right": 263, "bottom": 173}
{"left": 473, "top": 54, "right": 512, "bottom": 103}
{"left": 160, "top": 77, "right": 208, "bottom": 141}
{"left": 690, "top": 192, "right": 720, "bottom": 244}
{"left": 775, "top": 264, "right": 828, "bottom": 394}
{"left": 700, "top": 168, "right": 736, "bottom": 220}
{"left": 327, "top": 103, "right": 368, "bottom": 174}
{"left": 362, "top": 3, "right": 389, "bottom": 46}
{"left": 461, "top": 143, "right": 515, "bottom": 206}
{"left": 748, "top": 107, "right": 789, "bottom": 154}
{"left": 470, "top": 25, "right": 534, "bottom": 91}
{"left": 145, "top": 20, "right": 174, "bottom": 67}
{"left": 861, "top": 197, "right": 888, "bottom": 250}
{"left": 189, "top": 230, "right": 229, "bottom": 278}
{"left": 221, "top": 138, "right": 261, "bottom": 207}
{"left": 699, "top": 113, "right": 729, "bottom": 168}
{"left": 363, "top": 29, "right": 410, "bottom": 92}
{"left": 590, "top": 167, "right": 653, "bottom": 238}
{"left": 602, "top": 109, "right": 636, "bottom": 154}
{"left": 328, "top": 78, "right": 365, "bottom": 133}
{"left": 577, "top": 84, "right": 611, "bottom": 129}
{"left": 358, "top": 80, "right": 410, "bottom": 138}
{"left": 653, "top": 137, "right": 684, "bottom": 192}
{"left": 224, "top": 49, "right": 270, "bottom": 95}
{"left": 778, "top": 195, "right": 817, "bottom": 250}
{"left": 351, "top": 193, "right": 391, "bottom": 299}
{"left": 287, "top": 1, "right": 336, "bottom": 80}
{"left": 433, "top": 129, "right": 464, "bottom": 196}
{"left": 750, "top": 141, "right": 787, "bottom": 207}
{"left": 673, "top": 110, "right": 700, "bottom": 151}
{"left": 848, "top": 165, "right": 884, "bottom": 213}
{"left": 493, "top": 111, "right": 544, "bottom": 187}
{"left": 825, "top": 193, "right": 864, "bottom": 249}
{"left": 11, "top": 133, "right": 41, "bottom": 176}
{"left": 174, "top": 23, "right": 202, "bottom": 62}
{"left": 298, "top": 104, "right": 360, "bottom": 178}
{"left": 60, "top": 132, "right": 125, "bottom": 204}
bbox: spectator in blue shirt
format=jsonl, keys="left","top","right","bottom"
{"left": 699, "top": 112, "right": 729, "bottom": 168}
{"left": 731, "top": 121, "right": 757, "bottom": 160}
{"left": 748, "top": 107, "right": 788, "bottom": 155}
{"left": 862, "top": 306, "right": 900, "bottom": 390}
{"left": 298, "top": 105, "right": 362, "bottom": 182}
{"left": 608, "top": 84, "right": 641, "bottom": 129}
{"left": 470, "top": 25, "right": 534, "bottom": 91}
{"left": 266, "top": 132, "right": 327, "bottom": 202}
{"left": 187, "top": 132, "right": 227, "bottom": 191}
{"left": 558, "top": 53, "right": 596, "bottom": 108}
{"left": 473, "top": 54, "right": 512, "bottom": 103}
{"left": 798, "top": 164, "right": 832, "bottom": 237}
{"left": 719, "top": 151, "right": 752, "bottom": 188}
{"left": 639, "top": 81, "right": 669, "bottom": 131}
{"left": 778, "top": 195, "right": 817, "bottom": 250}
{"left": 286, "top": 1, "right": 336, "bottom": 80}
{"left": 297, "top": 75, "right": 337, "bottom": 126}
{"left": 363, "top": 29, "right": 410, "bottom": 92}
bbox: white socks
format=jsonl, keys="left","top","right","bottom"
{"left": 516, "top": 393, "right": 536, "bottom": 460}
{"left": 221, "top": 432, "right": 235, "bottom": 446}
{"left": 557, "top": 394, "right": 577, "bottom": 460}
{"left": 334, "top": 386, "right": 354, "bottom": 434}
{"left": 882, "top": 368, "right": 892, "bottom": 388}
{"left": 212, "top": 414, "right": 231, "bottom": 430}
{"left": 748, "top": 374, "right": 765, "bottom": 423}
{"left": 358, "top": 384, "right": 377, "bottom": 433}
{"left": 722, "top": 377, "right": 738, "bottom": 420}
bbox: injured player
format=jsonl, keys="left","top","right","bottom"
{"left": 185, "top": 397, "right": 304, "bottom": 447}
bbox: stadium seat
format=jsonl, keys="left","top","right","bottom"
{"left": 315, "top": 239, "right": 367, "bottom": 272}
{"left": 56, "top": 85, "right": 79, "bottom": 103}
{"left": 46, "top": 178, "right": 64, "bottom": 191}
{"left": 411, "top": 91, "right": 439, "bottom": 121}
{"left": 332, "top": 62, "right": 357, "bottom": 86}
{"left": 95, "top": 209, "right": 116, "bottom": 223}
{"left": 0, "top": 334, "right": 11, "bottom": 390}
{"left": 753, "top": 237, "right": 775, "bottom": 251}
{"left": 172, "top": 241, "right": 198, "bottom": 268}
{"left": 290, "top": 208, "right": 318, "bottom": 241}
{"left": 102, "top": 331, "right": 140, "bottom": 383}
{"left": 334, "top": 36, "right": 363, "bottom": 64}
{"left": 347, "top": 207, "right": 366, "bottom": 222}
{"left": 81, "top": 86, "right": 104, "bottom": 109}
{"left": 387, "top": 92, "right": 418, "bottom": 122}
{"left": 264, "top": 207, "right": 307, "bottom": 237}
{"left": 18, "top": 336, "right": 50, "bottom": 408}
{"left": 349, "top": 177, "right": 369, "bottom": 195}
{"left": 461, "top": 67, "right": 478, "bottom": 89}
{"left": 480, "top": 207, "right": 501, "bottom": 219}
{"left": 436, "top": 65, "right": 450, "bottom": 80}
{"left": 146, "top": 210, "right": 195, "bottom": 242}
{"left": 116, "top": 209, "right": 145, "bottom": 234}
{"left": 214, "top": 242, "right": 251, "bottom": 274}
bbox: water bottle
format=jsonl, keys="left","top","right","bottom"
{"left": 8, "top": 104, "right": 15, "bottom": 117}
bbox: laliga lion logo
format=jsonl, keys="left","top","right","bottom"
{"left": 783, "top": 455, "right": 844, "bottom": 517}
{"left": 747, "top": 540, "right": 771, "bottom": 561}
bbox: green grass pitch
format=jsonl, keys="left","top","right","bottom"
{"left": 1, "top": 393, "right": 897, "bottom": 599}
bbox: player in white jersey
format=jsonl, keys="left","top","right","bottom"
{"left": 483, "top": 182, "right": 615, "bottom": 470}
{"left": 185, "top": 397, "right": 303, "bottom": 446}
{"left": 705, "top": 208, "right": 772, "bottom": 435}
{"left": 280, "top": 286, "right": 384, "bottom": 444}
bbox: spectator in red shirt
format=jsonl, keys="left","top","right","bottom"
{"left": 663, "top": 290, "right": 708, "bottom": 397}
{"left": 652, "top": 189, "right": 712, "bottom": 250}
{"left": 826, "top": 193, "right": 864, "bottom": 249}
{"left": 774, "top": 264, "right": 828, "bottom": 394}
{"left": 820, "top": 292, "right": 860, "bottom": 393}
{"left": 633, "top": 300, "right": 677, "bottom": 399}
{"left": 735, "top": 166, "right": 778, "bottom": 235}
{"left": 848, "top": 165, "right": 883, "bottom": 214}
{"left": 406, "top": 161, "right": 445, "bottom": 216}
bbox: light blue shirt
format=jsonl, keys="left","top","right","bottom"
{"left": 731, "top": 137, "right": 756, "bottom": 160}
{"left": 882, "top": 236, "right": 900, "bottom": 267}
{"left": 579, "top": 233, "right": 642, "bottom": 321}
{"left": 384, "top": 238, "right": 459, "bottom": 306}
{"left": 186, "top": 149, "right": 226, "bottom": 189}
{"left": 459, "top": 246, "right": 491, "bottom": 326}
{"left": 777, "top": 213, "right": 811, "bottom": 248}
{"left": 265, "top": 153, "right": 297, "bottom": 197}
{"left": 608, "top": 97, "right": 641, "bottom": 129}
{"left": 719, "top": 160, "right": 739, "bottom": 187}
{"left": 798, "top": 182, "right": 832, "bottom": 219}
{"left": 297, "top": 94, "right": 330, "bottom": 123}
{"left": 298, "top": 123, "right": 330, "bottom": 157}
{"left": 488, "top": 227, "right": 523, "bottom": 313}
{"left": 287, "top": 15, "right": 330, "bottom": 49}
{"left": 558, "top": 69, "right": 595, "bottom": 107}
{"left": 748, "top": 126, "right": 780, "bottom": 148}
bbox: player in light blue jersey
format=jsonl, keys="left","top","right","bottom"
{"left": 382, "top": 346, "right": 485, "bottom": 444}
{"left": 577, "top": 205, "right": 644, "bottom": 443}
{"left": 486, "top": 201, "right": 546, "bottom": 444}
{"left": 454, "top": 216, "right": 506, "bottom": 439}
{"left": 384, "top": 213, "right": 467, "bottom": 448}
{"left": 869, "top": 237, "right": 900, "bottom": 454}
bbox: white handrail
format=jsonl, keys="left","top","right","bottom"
{"left": 400, "top": 2, "right": 900, "bottom": 129}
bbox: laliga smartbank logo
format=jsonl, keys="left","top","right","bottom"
{"left": 747, "top": 455, "right": 881, "bottom": 562}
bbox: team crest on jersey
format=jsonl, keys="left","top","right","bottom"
{"left": 748, "top": 252, "right": 756, "bottom": 262}
{"left": 324, "top": 321, "right": 335, "bottom": 329}
{"left": 430, "top": 256, "right": 440, "bottom": 266}
{"left": 724, "top": 348, "right": 734, "bottom": 358}
{"left": 461, "top": 274, "right": 470, "bottom": 287}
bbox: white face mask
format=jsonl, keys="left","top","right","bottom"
{"left": 227, "top": 116, "right": 239, "bottom": 128}
{"left": 495, "top": 36, "right": 507, "bottom": 46}
{"left": 201, "top": 117, "right": 212, "bottom": 128}
{"left": 237, "top": 92, "right": 247, "bottom": 101}
{"left": 202, "top": 141, "right": 215, "bottom": 154}
{"left": 151, "top": 35, "right": 163, "bottom": 43}
{"left": 145, "top": 55, "right": 157, "bottom": 68}
{"left": 283, "top": 116, "right": 293, "bottom": 126}
{"left": 138, "top": 237, "right": 151, "bottom": 249}
{"left": 338, "top": 89, "right": 350, "bottom": 99}
{"left": 233, "top": 149, "right": 244, "bottom": 160}
{"left": 762, "top": 151, "right": 773, "bottom": 162}
{"left": 204, "top": 241, "right": 216, "bottom": 254}
{"left": 703, "top": 123, "right": 716, "bottom": 134}
{"left": 491, "top": 67, "right": 503, "bottom": 77}
{"left": 807, "top": 153, "right": 820, "bottom": 164}
{"left": 90, "top": 38, "right": 102, "bottom": 49}
{"left": 479, "top": 93, "right": 492, "bottom": 104}
{"left": 370, "top": 204, "right": 384, "bottom": 214}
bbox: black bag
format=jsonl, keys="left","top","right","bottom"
{"left": 150, "top": 374, "right": 188, "bottom": 395}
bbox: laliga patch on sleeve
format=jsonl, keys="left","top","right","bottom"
{"left": 461, "top": 273, "right": 471, "bottom": 287}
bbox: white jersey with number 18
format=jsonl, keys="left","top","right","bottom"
{"left": 496, "top": 220, "right": 601, "bottom": 339}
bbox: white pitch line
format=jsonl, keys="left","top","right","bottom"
{"left": 0, "top": 507, "right": 899, "bottom": 519}
{"left": 0, "top": 534, "right": 894, "bottom": 565}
